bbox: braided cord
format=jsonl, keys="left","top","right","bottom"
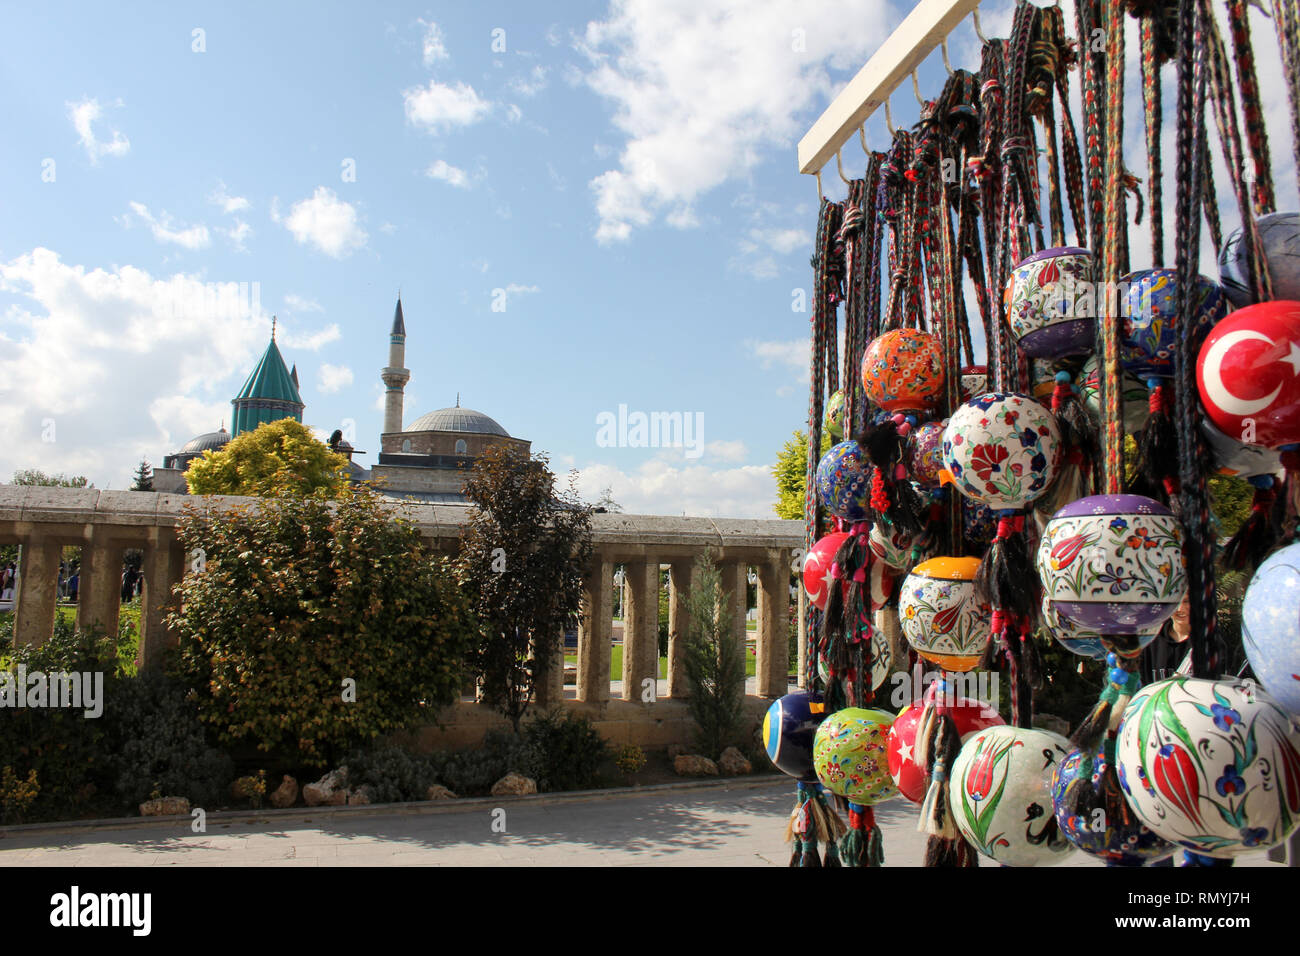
{"left": 1141, "top": 12, "right": 1165, "bottom": 265}
{"left": 1100, "top": 0, "right": 1127, "bottom": 495}
{"left": 1225, "top": 0, "right": 1276, "bottom": 213}
{"left": 1270, "top": 0, "right": 1300, "bottom": 203}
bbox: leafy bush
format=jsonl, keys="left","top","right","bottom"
{"left": 170, "top": 488, "right": 478, "bottom": 766}
{"left": 343, "top": 745, "right": 438, "bottom": 804}
{"left": 614, "top": 743, "right": 646, "bottom": 776}
{"left": 521, "top": 709, "right": 607, "bottom": 792}
{"left": 432, "top": 731, "right": 540, "bottom": 797}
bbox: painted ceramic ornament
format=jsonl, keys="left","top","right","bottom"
{"left": 951, "top": 725, "right": 1077, "bottom": 866}
{"left": 1115, "top": 676, "right": 1300, "bottom": 857}
{"left": 813, "top": 708, "right": 898, "bottom": 804}
{"left": 1039, "top": 594, "right": 1158, "bottom": 661}
{"left": 1201, "top": 417, "right": 1284, "bottom": 477}
{"left": 861, "top": 328, "right": 946, "bottom": 414}
{"left": 908, "top": 420, "right": 948, "bottom": 488}
{"left": 763, "top": 691, "right": 827, "bottom": 781}
{"left": 886, "top": 686, "right": 1004, "bottom": 803}
{"left": 1242, "top": 543, "right": 1300, "bottom": 717}
{"left": 941, "top": 392, "right": 1062, "bottom": 510}
{"left": 1080, "top": 355, "right": 1149, "bottom": 434}
{"left": 1051, "top": 744, "right": 1175, "bottom": 865}
{"left": 1029, "top": 358, "right": 1058, "bottom": 403}
{"left": 819, "top": 622, "right": 894, "bottom": 692}
{"left": 1037, "top": 494, "right": 1187, "bottom": 633}
{"left": 959, "top": 365, "right": 988, "bottom": 402}
{"left": 899, "top": 557, "right": 992, "bottom": 672}
{"left": 962, "top": 501, "right": 997, "bottom": 552}
{"left": 1005, "top": 246, "right": 1096, "bottom": 357}
{"left": 1121, "top": 269, "right": 1230, "bottom": 380}
{"left": 802, "top": 532, "right": 849, "bottom": 611}
{"left": 816, "top": 441, "right": 871, "bottom": 521}
{"left": 824, "top": 389, "right": 847, "bottom": 441}
{"left": 1197, "top": 300, "right": 1300, "bottom": 449}
{"left": 869, "top": 510, "right": 935, "bottom": 570}
{"left": 1218, "top": 211, "right": 1300, "bottom": 308}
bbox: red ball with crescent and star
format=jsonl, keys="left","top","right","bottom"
{"left": 885, "top": 684, "right": 1004, "bottom": 803}
{"left": 802, "top": 532, "right": 850, "bottom": 611}
{"left": 1197, "top": 301, "right": 1300, "bottom": 449}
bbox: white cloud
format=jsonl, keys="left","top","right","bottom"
{"left": 219, "top": 220, "right": 252, "bottom": 251}
{"left": 425, "top": 159, "right": 471, "bottom": 188}
{"left": 420, "top": 19, "right": 449, "bottom": 66}
{"left": 403, "top": 80, "right": 491, "bottom": 132}
{"left": 573, "top": 456, "right": 777, "bottom": 518}
{"left": 209, "top": 181, "right": 250, "bottom": 214}
{"left": 317, "top": 363, "right": 354, "bottom": 393}
{"left": 729, "top": 227, "right": 810, "bottom": 278}
{"left": 278, "top": 322, "right": 341, "bottom": 351}
{"left": 125, "top": 202, "right": 211, "bottom": 250}
{"left": 577, "top": 0, "right": 892, "bottom": 242}
{"left": 509, "top": 65, "right": 549, "bottom": 97}
{"left": 66, "top": 97, "right": 130, "bottom": 164}
{"left": 279, "top": 187, "right": 367, "bottom": 258}
{"left": 0, "top": 248, "right": 267, "bottom": 484}
{"left": 283, "top": 293, "right": 323, "bottom": 313}
{"left": 747, "top": 338, "right": 807, "bottom": 372}
{"left": 704, "top": 439, "right": 748, "bottom": 462}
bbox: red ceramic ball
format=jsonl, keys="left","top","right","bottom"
{"left": 885, "top": 683, "right": 1004, "bottom": 803}
{"left": 1197, "top": 300, "right": 1300, "bottom": 449}
{"left": 803, "top": 532, "right": 849, "bottom": 611}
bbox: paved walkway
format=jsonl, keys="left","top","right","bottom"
{"left": 1, "top": 779, "right": 1285, "bottom": 867}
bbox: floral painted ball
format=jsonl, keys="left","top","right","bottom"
{"left": 1218, "top": 211, "right": 1300, "bottom": 308}
{"left": 1080, "top": 355, "right": 1149, "bottom": 434}
{"left": 816, "top": 441, "right": 872, "bottom": 521}
{"left": 824, "top": 389, "right": 847, "bottom": 441}
{"left": 1121, "top": 269, "right": 1229, "bottom": 380}
{"left": 762, "top": 691, "right": 826, "bottom": 781}
{"left": 959, "top": 365, "right": 988, "bottom": 403}
{"left": 861, "top": 329, "right": 946, "bottom": 414}
{"left": 962, "top": 501, "right": 997, "bottom": 552}
{"left": 1197, "top": 300, "right": 1300, "bottom": 449}
{"left": 951, "top": 725, "right": 1077, "bottom": 866}
{"left": 1242, "top": 543, "right": 1300, "bottom": 717}
{"left": 813, "top": 707, "right": 898, "bottom": 804}
{"left": 886, "top": 685, "right": 1004, "bottom": 803}
{"left": 1037, "top": 494, "right": 1186, "bottom": 634}
{"left": 1039, "top": 594, "right": 1158, "bottom": 660}
{"left": 1115, "top": 676, "right": 1300, "bottom": 857}
{"left": 908, "top": 420, "right": 948, "bottom": 488}
{"left": 1052, "top": 743, "right": 1175, "bottom": 865}
{"left": 1005, "top": 246, "right": 1097, "bottom": 358}
{"left": 802, "top": 532, "right": 849, "bottom": 611}
{"left": 869, "top": 511, "right": 935, "bottom": 570}
{"left": 899, "top": 557, "right": 991, "bottom": 672}
{"left": 942, "top": 392, "right": 1062, "bottom": 510}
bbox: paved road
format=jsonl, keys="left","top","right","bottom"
{"left": 0, "top": 780, "right": 1286, "bottom": 867}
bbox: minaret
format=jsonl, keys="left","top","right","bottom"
{"left": 381, "top": 295, "right": 410, "bottom": 436}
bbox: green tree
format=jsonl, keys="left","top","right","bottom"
{"left": 683, "top": 547, "right": 746, "bottom": 759}
{"left": 131, "top": 458, "right": 154, "bottom": 491}
{"left": 11, "top": 469, "right": 89, "bottom": 487}
{"left": 773, "top": 430, "right": 831, "bottom": 519}
{"left": 184, "top": 418, "right": 348, "bottom": 498}
{"left": 170, "top": 487, "right": 476, "bottom": 765}
{"left": 455, "top": 445, "right": 593, "bottom": 733}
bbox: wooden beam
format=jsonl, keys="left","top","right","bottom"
{"left": 797, "top": 0, "right": 984, "bottom": 175}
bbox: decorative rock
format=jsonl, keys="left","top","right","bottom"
{"left": 303, "top": 769, "right": 349, "bottom": 807}
{"left": 269, "top": 775, "right": 299, "bottom": 809}
{"left": 139, "top": 796, "right": 190, "bottom": 817}
{"left": 673, "top": 754, "right": 720, "bottom": 777}
{"left": 718, "top": 746, "right": 752, "bottom": 775}
{"left": 490, "top": 772, "right": 539, "bottom": 796}
{"left": 425, "top": 784, "right": 458, "bottom": 801}
{"left": 666, "top": 743, "right": 688, "bottom": 761}
{"left": 347, "top": 785, "right": 375, "bottom": 806}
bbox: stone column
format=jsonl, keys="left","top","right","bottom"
{"left": 137, "top": 531, "right": 184, "bottom": 671}
{"left": 533, "top": 626, "right": 566, "bottom": 707}
{"left": 621, "top": 559, "right": 659, "bottom": 702}
{"left": 77, "top": 537, "right": 123, "bottom": 641}
{"left": 755, "top": 552, "right": 790, "bottom": 698}
{"left": 577, "top": 556, "right": 613, "bottom": 704}
{"left": 796, "top": 585, "right": 808, "bottom": 689}
{"left": 14, "top": 537, "right": 61, "bottom": 647}
{"left": 720, "top": 559, "right": 750, "bottom": 698}
{"left": 666, "top": 559, "right": 692, "bottom": 698}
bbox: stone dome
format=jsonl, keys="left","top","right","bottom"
{"left": 404, "top": 407, "right": 508, "bottom": 437}
{"left": 180, "top": 429, "right": 231, "bottom": 455}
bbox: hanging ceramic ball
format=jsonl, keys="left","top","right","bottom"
{"left": 818, "top": 617, "right": 895, "bottom": 692}
{"left": 950, "top": 725, "right": 1077, "bottom": 866}
{"left": 1242, "top": 542, "right": 1300, "bottom": 717}
{"left": 860, "top": 328, "right": 946, "bottom": 414}
{"left": 816, "top": 441, "right": 872, "bottom": 521}
{"left": 763, "top": 691, "right": 827, "bottom": 781}
{"left": 1029, "top": 358, "right": 1058, "bottom": 404}
{"left": 824, "top": 389, "right": 847, "bottom": 441}
{"left": 813, "top": 708, "right": 898, "bottom": 804}
{"left": 886, "top": 687, "right": 1004, "bottom": 803}
{"left": 1079, "top": 355, "right": 1149, "bottom": 434}
{"left": 802, "top": 531, "right": 850, "bottom": 611}
{"left": 1201, "top": 417, "right": 1284, "bottom": 477}
{"left": 899, "top": 557, "right": 992, "bottom": 672}
{"left": 941, "top": 392, "right": 1062, "bottom": 510}
{"left": 1197, "top": 300, "right": 1300, "bottom": 449}
{"left": 959, "top": 365, "right": 988, "bottom": 403}
{"left": 1005, "top": 246, "right": 1097, "bottom": 358}
{"left": 1218, "top": 211, "right": 1300, "bottom": 308}
{"left": 1120, "top": 269, "right": 1230, "bottom": 380}
{"left": 1039, "top": 594, "right": 1159, "bottom": 661}
{"left": 1037, "top": 494, "right": 1186, "bottom": 634}
{"left": 1052, "top": 743, "right": 1175, "bottom": 866}
{"left": 1115, "top": 676, "right": 1300, "bottom": 857}
{"left": 869, "top": 512, "right": 935, "bottom": 570}
{"left": 908, "top": 420, "right": 948, "bottom": 488}
{"left": 962, "top": 500, "right": 997, "bottom": 552}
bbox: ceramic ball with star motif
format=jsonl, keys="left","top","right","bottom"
{"left": 941, "top": 392, "right": 1062, "bottom": 510}
{"left": 802, "top": 531, "right": 849, "bottom": 611}
{"left": 886, "top": 685, "right": 1004, "bottom": 803}
{"left": 1242, "top": 542, "right": 1300, "bottom": 718}
{"left": 1197, "top": 300, "right": 1300, "bottom": 449}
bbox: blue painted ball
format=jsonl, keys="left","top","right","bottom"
{"left": 763, "top": 691, "right": 826, "bottom": 781}
{"left": 816, "top": 441, "right": 872, "bottom": 521}
{"left": 1052, "top": 743, "right": 1175, "bottom": 866}
{"left": 1120, "top": 270, "right": 1229, "bottom": 380}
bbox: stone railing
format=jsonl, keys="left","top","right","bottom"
{"left": 0, "top": 486, "right": 805, "bottom": 749}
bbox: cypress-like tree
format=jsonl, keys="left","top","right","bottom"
{"left": 131, "top": 458, "right": 154, "bottom": 491}
{"left": 683, "top": 547, "right": 746, "bottom": 759}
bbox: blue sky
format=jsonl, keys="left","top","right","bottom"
{"left": 1, "top": 1, "right": 1294, "bottom": 515}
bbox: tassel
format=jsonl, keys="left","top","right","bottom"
{"left": 975, "top": 512, "right": 1038, "bottom": 622}
{"left": 1070, "top": 651, "right": 1141, "bottom": 753}
{"left": 1039, "top": 371, "right": 1097, "bottom": 516}
{"left": 1223, "top": 476, "right": 1279, "bottom": 571}
{"left": 919, "top": 710, "right": 979, "bottom": 867}
{"left": 1132, "top": 381, "right": 1180, "bottom": 504}
{"left": 860, "top": 415, "right": 925, "bottom": 535}
{"left": 843, "top": 803, "right": 885, "bottom": 867}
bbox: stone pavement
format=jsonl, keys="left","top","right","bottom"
{"left": 0, "top": 779, "right": 1284, "bottom": 867}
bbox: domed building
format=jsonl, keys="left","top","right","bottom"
{"left": 369, "top": 297, "right": 529, "bottom": 503}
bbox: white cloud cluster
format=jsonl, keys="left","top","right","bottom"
{"left": 403, "top": 80, "right": 491, "bottom": 132}
{"left": 317, "top": 363, "right": 354, "bottom": 393}
{"left": 573, "top": 455, "right": 777, "bottom": 518}
{"left": 66, "top": 97, "right": 130, "bottom": 164}
{"left": 277, "top": 187, "right": 367, "bottom": 259}
{"left": 426, "top": 159, "right": 471, "bottom": 188}
{"left": 420, "top": 19, "right": 449, "bottom": 66}
{"left": 125, "top": 201, "right": 210, "bottom": 250}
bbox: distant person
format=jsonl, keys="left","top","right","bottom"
{"left": 68, "top": 571, "right": 79, "bottom": 603}
{"left": 1, "top": 564, "right": 13, "bottom": 601}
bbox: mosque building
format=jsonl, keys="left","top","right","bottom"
{"left": 151, "top": 298, "right": 527, "bottom": 503}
